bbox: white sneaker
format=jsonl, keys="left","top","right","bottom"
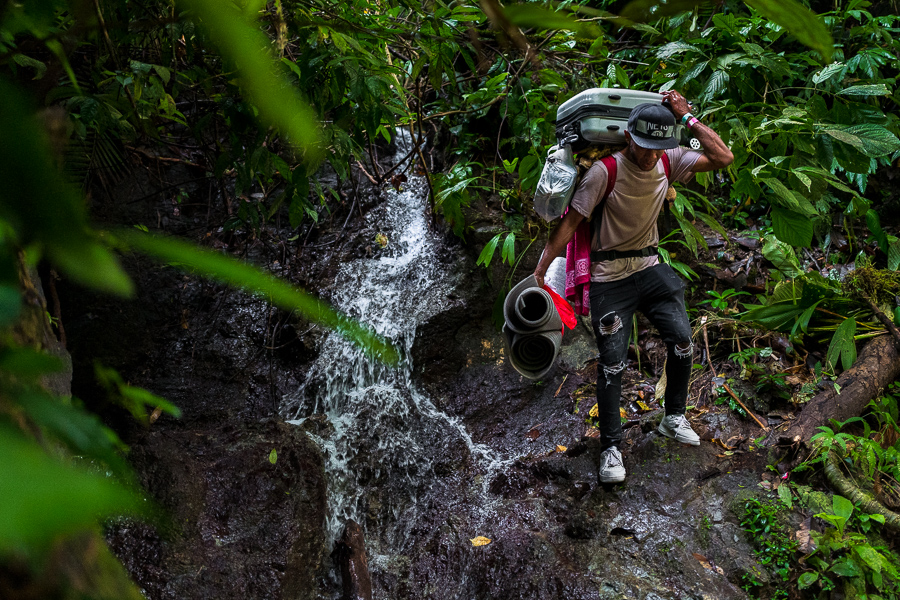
{"left": 658, "top": 414, "right": 700, "bottom": 446}
{"left": 598, "top": 446, "right": 626, "bottom": 483}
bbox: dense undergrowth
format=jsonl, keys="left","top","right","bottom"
{"left": 2, "top": 0, "right": 900, "bottom": 597}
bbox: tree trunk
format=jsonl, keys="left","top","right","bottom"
{"left": 778, "top": 335, "right": 900, "bottom": 446}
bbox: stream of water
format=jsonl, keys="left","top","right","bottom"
{"left": 282, "top": 132, "right": 504, "bottom": 565}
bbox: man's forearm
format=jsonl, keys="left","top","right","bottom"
{"left": 690, "top": 120, "right": 733, "bottom": 169}
{"left": 534, "top": 209, "right": 584, "bottom": 287}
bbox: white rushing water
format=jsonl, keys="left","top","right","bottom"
{"left": 282, "top": 131, "right": 500, "bottom": 547}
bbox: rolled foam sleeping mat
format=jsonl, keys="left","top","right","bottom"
{"left": 503, "top": 326, "right": 564, "bottom": 380}
{"left": 503, "top": 275, "right": 564, "bottom": 379}
{"left": 503, "top": 276, "right": 562, "bottom": 335}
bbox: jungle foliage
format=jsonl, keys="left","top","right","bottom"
{"left": 1, "top": 0, "right": 900, "bottom": 595}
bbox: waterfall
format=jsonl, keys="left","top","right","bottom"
{"left": 282, "top": 131, "right": 497, "bottom": 550}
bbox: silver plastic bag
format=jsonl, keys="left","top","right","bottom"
{"left": 533, "top": 144, "right": 577, "bottom": 222}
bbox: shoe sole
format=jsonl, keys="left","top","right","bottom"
{"left": 599, "top": 473, "right": 625, "bottom": 483}
{"left": 657, "top": 425, "right": 700, "bottom": 446}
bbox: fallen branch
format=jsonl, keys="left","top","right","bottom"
{"left": 825, "top": 450, "right": 900, "bottom": 531}
{"left": 779, "top": 335, "right": 900, "bottom": 446}
{"left": 723, "top": 383, "right": 768, "bottom": 431}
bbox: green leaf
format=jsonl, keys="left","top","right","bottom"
{"left": 700, "top": 70, "right": 729, "bottom": 102}
{"left": 824, "top": 124, "right": 900, "bottom": 158}
{"left": 852, "top": 544, "right": 884, "bottom": 573}
{"left": 830, "top": 558, "right": 861, "bottom": 578}
{"left": 268, "top": 448, "right": 278, "bottom": 464}
{"left": 777, "top": 482, "right": 793, "bottom": 508}
{"left": 742, "top": 302, "right": 805, "bottom": 330}
{"left": 812, "top": 62, "right": 845, "bottom": 84}
{"left": 826, "top": 318, "right": 857, "bottom": 372}
{"left": 889, "top": 240, "right": 900, "bottom": 271}
{"left": 622, "top": 0, "right": 704, "bottom": 22}
{"left": 0, "top": 427, "right": 144, "bottom": 553}
{"left": 832, "top": 494, "right": 853, "bottom": 521}
{"left": 743, "top": 0, "right": 833, "bottom": 62}
{"left": 116, "top": 230, "right": 399, "bottom": 363}
{"left": 763, "top": 178, "right": 800, "bottom": 210}
{"left": 501, "top": 232, "right": 516, "bottom": 266}
{"left": 17, "top": 391, "right": 132, "bottom": 479}
{"left": 655, "top": 41, "right": 700, "bottom": 60}
{"left": 762, "top": 236, "right": 802, "bottom": 278}
{"left": 771, "top": 207, "right": 814, "bottom": 247}
{"left": 0, "top": 347, "right": 64, "bottom": 379}
{"left": 866, "top": 209, "right": 889, "bottom": 253}
{"left": 477, "top": 233, "right": 502, "bottom": 268}
{"left": 797, "top": 571, "right": 819, "bottom": 589}
{"left": 838, "top": 84, "right": 891, "bottom": 96}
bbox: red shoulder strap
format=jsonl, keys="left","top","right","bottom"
{"left": 662, "top": 151, "right": 671, "bottom": 181}
{"left": 600, "top": 155, "right": 617, "bottom": 200}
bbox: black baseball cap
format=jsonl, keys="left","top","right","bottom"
{"left": 626, "top": 103, "right": 679, "bottom": 150}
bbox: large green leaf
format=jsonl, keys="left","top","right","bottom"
{"left": 116, "top": 230, "right": 399, "bottom": 363}
{"left": 762, "top": 236, "right": 803, "bottom": 278}
{"left": 742, "top": 302, "right": 806, "bottom": 331}
{"left": 0, "top": 427, "right": 144, "bottom": 553}
{"left": 771, "top": 207, "right": 814, "bottom": 247}
{"left": 826, "top": 317, "right": 857, "bottom": 372}
{"left": 823, "top": 124, "right": 900, "bottom": 157}
{"left": 763, "top": 178, "right": 800, "bottom": 211}
{"left": 838, "top": 84, "right": 891, "bottom": 96}
{"left": 743, "top": 0, "right": 833, "bottom": 62}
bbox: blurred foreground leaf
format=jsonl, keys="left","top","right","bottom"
{"left": 179, "top": 0, "right": 323, "bottom": 159}
{"left": 742, "top": 0, "right": 833, "bottom": 62}
{"left": 0, "top": 79, "right": 133, "bottom": 297}
{"left": 116, "top": 229, "right": 399, "bottom": 363}
{"left": 0, "top": 427, "right": 144, "bottom": 554}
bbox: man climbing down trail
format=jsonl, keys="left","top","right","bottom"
{"left": 533, "top": 90, "right": 734, "bottom": 483}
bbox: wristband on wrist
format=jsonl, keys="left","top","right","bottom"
{"left": 681, "top": 112, "right": 694, "bottom": 125}
{"left": 686, "top": 116, "right": 700, "bottom": 129}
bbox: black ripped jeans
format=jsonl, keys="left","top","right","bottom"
{"left": 589, "top": 263, "right": 694, "bottom": 451}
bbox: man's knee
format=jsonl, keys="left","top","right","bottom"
{"left": 596, "top": 311, "right": 623, "bottom": 336}
{"left": 672, "top": 340, "right": 694, "bottom": 359}
{"left": 598, "top": 360, "right": 627, "bottom": 386}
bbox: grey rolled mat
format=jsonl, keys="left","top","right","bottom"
{"left": 503, "top": 275, "right": 564, "bottom": 380}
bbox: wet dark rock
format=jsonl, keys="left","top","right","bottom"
{"left": 734, "top": 236, "right": 760, "bottom": 250}
{"left": 108, "top": 420, "right": 327, "bottom": 600}
{"left": 564, "top": 511, "right": 602, "bottom": 539}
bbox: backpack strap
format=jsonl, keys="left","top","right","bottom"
{"left": 661, "top": 151, "right": 674, "bottom": 226}
{"left": 600, "top": 154, "right": 617, "bottom": 201}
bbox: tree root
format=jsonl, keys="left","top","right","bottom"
{"left": 824, "top": 450, "right": 900, "bottom": 532}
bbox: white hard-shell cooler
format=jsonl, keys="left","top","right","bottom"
{"left": 555, "top": 88, "right": 669, "bottom": 149}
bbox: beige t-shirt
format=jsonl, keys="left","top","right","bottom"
{"left": 570, "top": 147, "right": 701, "bottom": 282}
